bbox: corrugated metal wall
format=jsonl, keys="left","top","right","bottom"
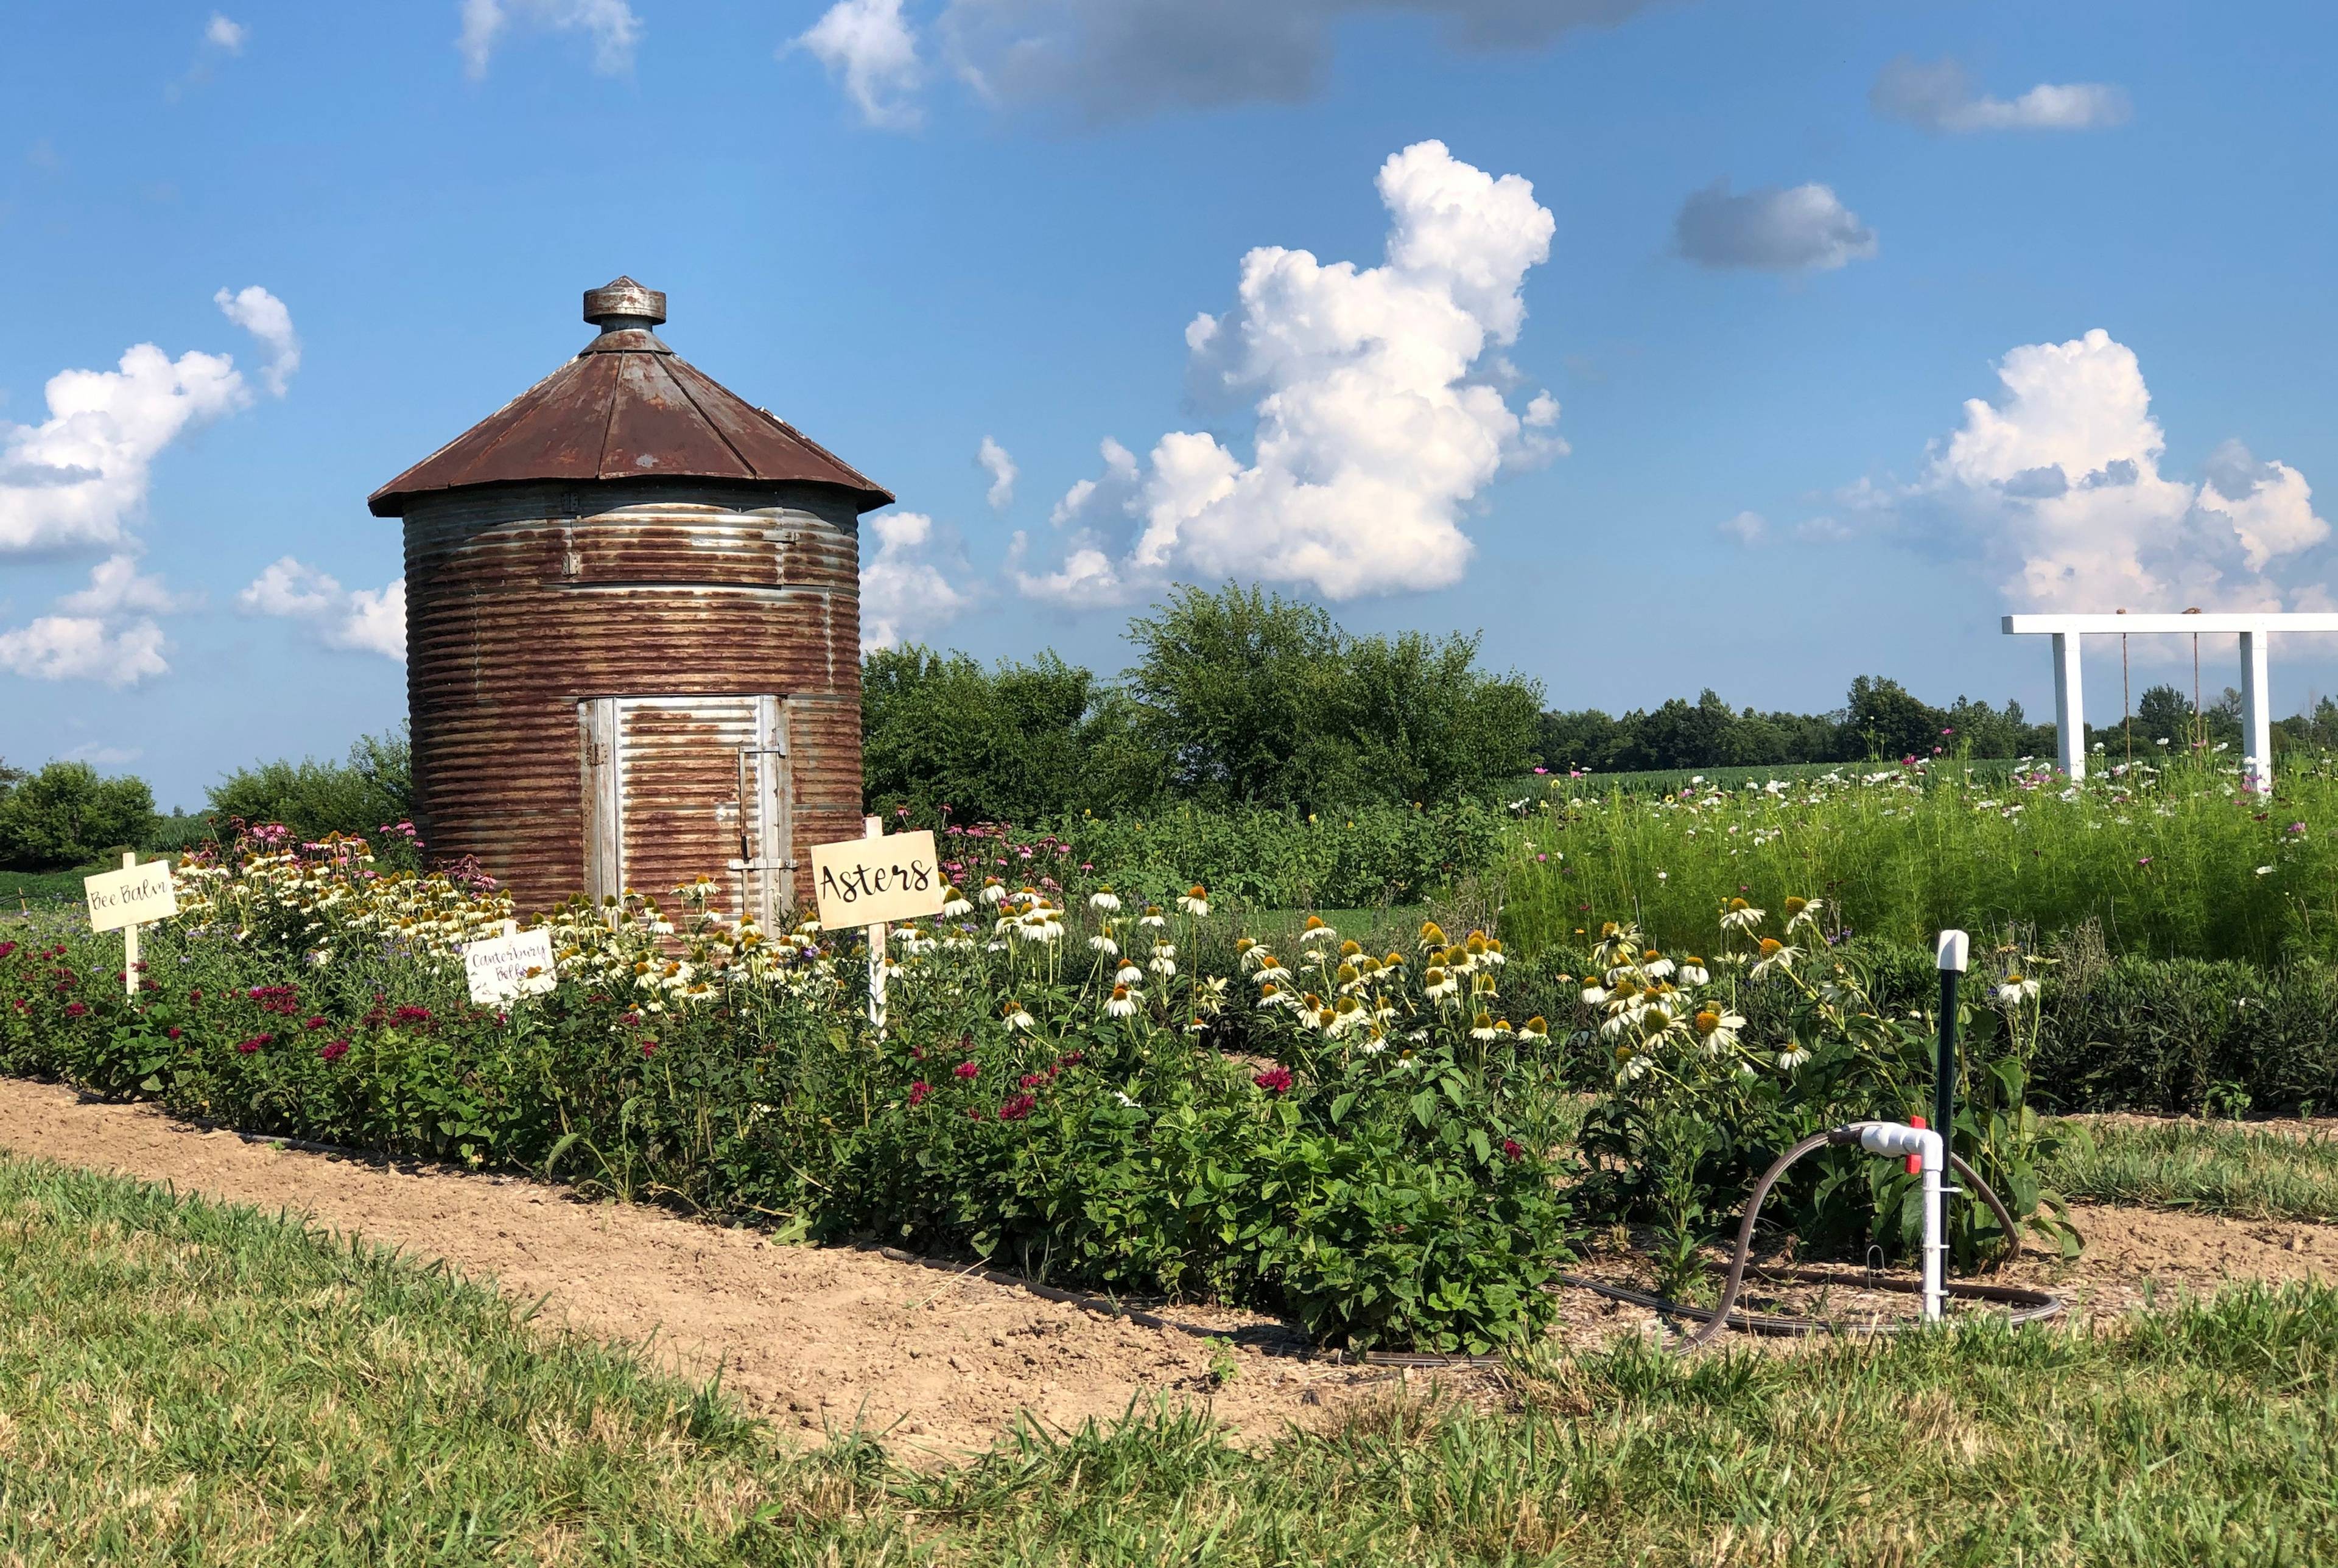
{"left": 404, "top": 479, "right": 861, "bottom": 919}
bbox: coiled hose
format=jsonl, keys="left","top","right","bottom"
{"left": 1564, "top": 1129, "right": 2065, "bottom": 1353}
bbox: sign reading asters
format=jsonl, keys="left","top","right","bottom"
{"left": 810, "top": 829, "right": 945, "bottom": 929}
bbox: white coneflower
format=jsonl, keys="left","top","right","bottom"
{"left": 1235, "top": 937, "right": 1259, "bottom": 965}
{"left": 1117, "top": 962, "right": 1144, "bottom": 986}
{"left": 1106, "top": 983, "right": 1139, "bottom": 1019}
{"left": 1471, "top": 1013, "right": 1501, "bottom": 1041}
{"left": 1090, "top": 887, "right": 1122, "bottom": 912}
{"left": 1254, "top": 957, "right": 1290, "bottom": 984}
{"left": 1483, "top": 939, "right": 1507, "bottom": 967}
{"left": 1777, "top": 1046, "right": 1812, "bottom": 1071}
{"left": 941, "top": 887, "right": 972, "bottom": 918}
{"left": 1679, "top": 958, "right": 1710, "bottom": 987}
{"left": 1719, "top": 899, "right": 1766, "bottom": 933}
{"left": 1149, "top": 949, "right": 1177, "bottom": 978}
{"left": 1997, "top": 975, "right": 2040, "bottom": 1004}
{"left": 980, "top": 879, "right": 1006, "bottom": 905}
{"left": 1643, "top": 956, "right": 1676, "bottom": 979}
{"left": 1517, "top": 1016, "right": 1550, "bottom": 1043}
{"left": 1140, "top": 905, "right": 1168, "bottom": 928}
{"left": 1300, "top": 916, "right": 1336, "bottom": 943}
{"left": 1178, "top": 884, "right": 1209, "bottom": 917}
{"left": 1257, "top": 982, "right": 1287, "bottom": 1009}
{"left": 1002, "top": 999, "right": 1034, "bottom": 1031}
{"left": 1425, "top": 966, "right": 1459, "bottom": 1000}
{"left": 1089, "top": 933, "right": 1120, "bottom": 956}
{"left": 1580, "top": 984, "right": 1609, "bottom": 1006}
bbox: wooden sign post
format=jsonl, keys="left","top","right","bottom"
{"left": 85, "top": 852, "right": 177, "bottom": 999}
{"left": 809, "top": 820, "right": 945, "bottom": 1034}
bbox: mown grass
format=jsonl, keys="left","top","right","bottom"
{"left": 1498, "top": 754, "right": 2338, "bottom": 964}
{"left": 2046, "top": 1116, "right": 2338, "bottom": 1222}
{"left": 9, "top": 1151, "right": 2338, "bottom": 1563}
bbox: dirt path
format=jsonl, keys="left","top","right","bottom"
{"left": 11, "top": 1077, "right": 2338, "bottom": 1459}
{"left": 0, "top": 1078, "right": 1400, "bottom": 1460}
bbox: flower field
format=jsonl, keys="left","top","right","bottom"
{"left": 0, "top": 814, "right": 2076, "bottom": 1356}
{"left": 1497, "top": 754, "right": 2338, "bottom": 965}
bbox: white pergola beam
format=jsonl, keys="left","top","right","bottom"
{"left": 2002, "top": 611, "right": 2329, "bottom": 790}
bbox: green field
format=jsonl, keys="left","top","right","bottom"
{"left": 1497, "top": 754, "right": 2338, "bottom": 964}
{"left": 9, "top": 1151, "right": 2338, "bottom": 1565}
{"left": 2045, "top": 1116, "right": 2338, "bottom": 1223}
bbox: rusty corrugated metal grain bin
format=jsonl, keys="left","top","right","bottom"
{"left": 368, "top": 278, "right": 891, "bottom": 924}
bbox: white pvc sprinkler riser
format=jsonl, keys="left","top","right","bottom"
{"left": 1847, "top": 1122, "right": 1947, "bottom": 1322}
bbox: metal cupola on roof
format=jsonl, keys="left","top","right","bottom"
{"left": 371, "top": 279, "right": 892, "bottom": 924}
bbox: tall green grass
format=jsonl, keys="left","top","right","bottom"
{"left": 1498, "top": 754, "right": 2338, "bottom": 964}
{"left": 2045, "top": 1117, "right": 2338, "bottom": 1222}
{"left": 12, "top": 1150, "right": 2338, "bottom": 1563}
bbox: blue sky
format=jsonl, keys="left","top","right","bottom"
{"left": 5, "top": 0, "right": 2337, "bottom": 807}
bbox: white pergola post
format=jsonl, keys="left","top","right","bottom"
{"left": 2240, "top": 629, "right": 2272, "bottom": 792}
{"left": 2003, "top": 612, "right": 2338, "bottom": 792}
{"left": 2052, "top": 631, "right": 2087, "bottom": 782}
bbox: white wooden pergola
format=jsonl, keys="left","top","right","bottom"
{"left": 2002, "top": 612, "right": 2338, "bottom": 788}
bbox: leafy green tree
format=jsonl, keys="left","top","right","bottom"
{"left": 862, "top": 648, "right": 1162, "bottom": 821}
{"left": 1844, "top": 676, "right": 1947, "bottom": 761}
{"left": 0, "top": 762, "right": 157, "bottom": 870}
{"left": 1122, "top": 583, "right": 1541, "bottom": 810}
{"left": 206, "top": 726, "right": 414, "bottom": 840}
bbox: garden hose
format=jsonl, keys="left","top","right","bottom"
{"left": 1563, "top": 1129, "right": 2065, "bottom": 1352}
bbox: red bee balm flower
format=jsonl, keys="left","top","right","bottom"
{"left": 909, "top": 1081, "right": 933, "bottom": 1107}
{"left": 1019, "top": 1073, "right": 1045, "bottom": 1090}
{"left": 640, "top": 1040, "right": 658, "bottom": 1058}
{"left": 953, "top": 1061, "right": 980, "bottom": 1080}
{"left": 65, "top": 1001, "right": 89, "bottom": 1019}
{"left": 391, "top": 1006, "right": 432, "bottom": 1024}
{"left": 997, "top": 1094, "right": 1037, "bottom": 1122}
{"left": 236, "top": 1034, "right": 271, "bottom": 1055}
{"left": 0, "top": 942, "right": 15, "bottom": 960}
{"left": 1502, "top": 1139, "right": 1526, "bottom": 1161}
{"left": 320, "top": 1040, "right": 351, "bottom": 1062}
{"left": 304, "top": 1016, "right": 331, "bottom": 1031}
{"left": 166, "top": 1026, "right": 183, "bottom": 1040}
{"left": 1254, "top": 1066, "right": 1294, "bottom": 1094}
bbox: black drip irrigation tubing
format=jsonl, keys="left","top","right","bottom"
{"left": 1560, "top": 1266, "right": 2065, "bottom": 1337}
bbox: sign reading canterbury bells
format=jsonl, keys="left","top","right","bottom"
{"left": 85, "top": 860, "right": 177, "bottom": 933}
{"left": 462, "top": 927, "right": 558, "bottom": 1006}
{"left": 810, "top": 828, "right": 946, "bottom": 929}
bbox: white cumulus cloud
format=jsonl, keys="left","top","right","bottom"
{"left": 1718, "top": 510, "right": 1766, "bottom": 545}
{"left": 1872, "top": 57, "right": 2131, "bottom": 135}
{"left": 1017, "top": 139, "right": 1559, "bottom": 606}
{"left": 0, "top": 289, "right": 295, "bottom": 556}
{"left": 1855, "top": 329, "right": 2328, "bottom": 612}
{"left": 976, "top": 435, "right": 1017, "bottom": 510}
{"left": 205, "top": 14, "right": 248, "bottom": 52}
{"left": 459, "top": 0, "right": 640, "bottom": 79}
{"left": 0, "top": 615, "right": 168, "bottom": 687}
{"left": 793, "top": 0, "right": 924, "bottom": 128}
{"left": 1674, "top": 181, "right": 1876, "bottom": 273}
{"left": 238, "top": 556, "right": 407, "bottom": 661}
{"left": 860, "top": 511, "right": 973, "bottom": 649}
{"left": 212, "top": 285, "right": 298, "bottom": 397}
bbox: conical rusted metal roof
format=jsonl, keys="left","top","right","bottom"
{"left": 368, "top": 278, "right": 892, "bottom": 517}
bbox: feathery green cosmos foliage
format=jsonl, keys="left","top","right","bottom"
{"left": 1500, "top": 752, "right": 2338, "bottom": 965}
{"left": 7, "top": 1153, "right": 2338, "bottom": 1565}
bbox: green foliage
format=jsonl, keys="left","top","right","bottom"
{"left": 203, "top": 725, "right": 413, "bottom": 840}
{"left": 1038, "top": 800, "right": 1506, "bottom": 909}
{"left": 864, "top": 586, "right": 1545, "bottom": 822}
{"left": 1502, "top": 754, "right": 2338, "bottom": 965}
{"left": 1124, "top": 583, "right": 1543, "bottom": 810}
{"left": 1536, "top": 676, "right": 2054, "bottom": 773}
{"left": 1571, "top": 906, "right": 2077, "bottom": 1277}
{"left": 0, "top": 760, "right": 156, "bottom": 871}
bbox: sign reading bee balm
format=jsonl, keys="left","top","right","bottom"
{"left": 461, "top": 926, "right": 558, "bottom": 1006}
{"left": 85, "top": 857, "right": 177, "bottom": 933}
{"left": 810, "top": 827, "right": 945, "bottom": 931}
